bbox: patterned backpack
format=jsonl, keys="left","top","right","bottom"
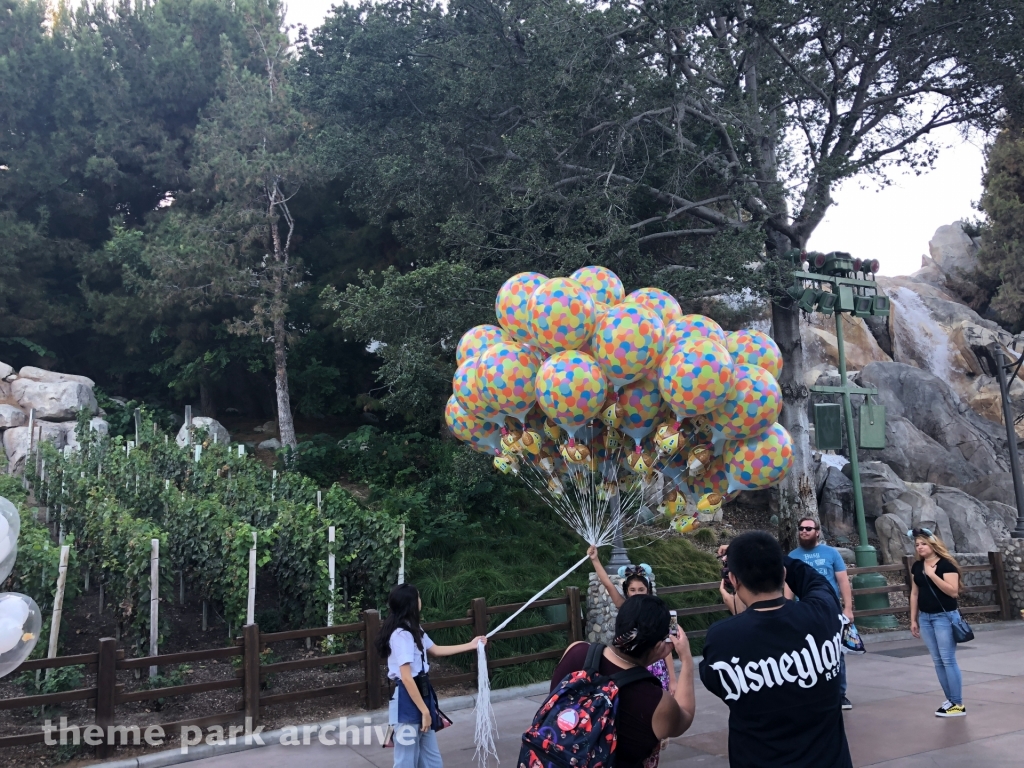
{"left": 518, "top": 643, "right": 655, "bottom": 768}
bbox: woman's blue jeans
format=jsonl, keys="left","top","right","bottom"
{"left": 918, "top": 611, "right": 963, "bottom": 705}
{"left": 393, "top": 725, "right": 443, "bottom": 768}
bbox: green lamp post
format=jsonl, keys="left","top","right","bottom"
{"left": 789, "top": 252, "right": 898, "bottom": 629}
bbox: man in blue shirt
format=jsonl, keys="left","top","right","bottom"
{"left": 788, "top": 517, "right": 855, "bottom": 710}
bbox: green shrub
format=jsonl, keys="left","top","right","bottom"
{"left": 693, "top": 528, "right": 717, "bottom": 546}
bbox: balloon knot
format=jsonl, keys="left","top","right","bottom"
{"left": 568, "top": 437, "right": 576, "bottom": 447}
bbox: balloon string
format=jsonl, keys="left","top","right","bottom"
{"left": 486, "top": 554, "right": 590, "bottom": 638}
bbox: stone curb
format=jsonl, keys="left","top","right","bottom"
{"left": 94, "top": 620, "right": 1023, "bottom": 767}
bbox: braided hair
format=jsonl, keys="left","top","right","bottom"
{"left": 612, "top": 595, "right": 670, "bottom": 660}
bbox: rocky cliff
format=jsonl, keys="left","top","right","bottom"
{"left": 803, "top": 222, "right": 1024, "bottom": 564}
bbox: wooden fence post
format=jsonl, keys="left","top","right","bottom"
{"left": 95, "top": 637, "right": 117, "bottom": 758}
{"left": 989, "top": 551, "right": 1013, "bottom": 621}
{"left": 363, "top": 610, "right": 382, "bottom": 709}
{"left": 242, "top": 623, "right": 261, "bottom": 725}
{"left": 565, "top": 587, "right": 583, "bottom": 643}
{"left": 902, "top": 555, "right": 917, "bottom": 590}
{"left": 471, "top": 598, "right": 488, "bottom": 638}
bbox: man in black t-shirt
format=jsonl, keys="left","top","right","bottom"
{"left": 699, "top": 531, "right": 853, "bottom": 768}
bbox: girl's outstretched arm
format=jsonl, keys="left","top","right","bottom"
{"left": 427, "top": 635, "right": 488, "bottom": 657}
{"left": 588, "top": 545, "right": 624, "bottom": 608}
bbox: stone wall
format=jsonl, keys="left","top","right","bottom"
{"left": 585, "top": 569, "right": 661, "bottom": 644}
{"left": 1000, "top": 539, "right": 1024, "bottom": 615}
{"left": 955, "top": 553, "right": 995, "bottom": 589}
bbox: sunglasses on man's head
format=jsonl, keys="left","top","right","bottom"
{"left": 798, "top": 525, "right": 819, "bottom": 532}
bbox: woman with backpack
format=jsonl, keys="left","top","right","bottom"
{"left": 377, "top": 584, "right": 487, "bottom": 768}
{"left": 534, "top": 595, "right": 696, "bottom": 768}
{"left": 909, "top": 528, "right": 967, "bottom": 717}
{"left": 588, "top": 546, "right": 678, "bottom": 694}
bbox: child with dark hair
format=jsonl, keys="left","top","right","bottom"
{"left": 588, "top": 546, "right": 678, "bottom": 694}
{"left": 700, "top": 531, "right": 852, "bottom": 768}
{"left": 377, "top": 584, "right": 486, "bottom": 768}
{"left": 550, "top": 594, "right": 696, "bottom": 768}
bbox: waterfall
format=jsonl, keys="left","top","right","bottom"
{"left": 889, "top": 286, "right": 950, "bottom": 381}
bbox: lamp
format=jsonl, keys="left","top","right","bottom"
{"left": 870, "top": 295, "right": 890, "bottom": 317}
{"left": 853, "top": 295, "right": 874, "bottom": 318}
{"left": 817, "top": 291, "right": 838, "bottom": 316}
{"left": 799, "top": 288, "right": 822, "bottom": 313}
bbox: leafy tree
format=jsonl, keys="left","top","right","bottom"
{"left": 138, "top": 15, "right": 321, "bottom": 447}
{"left": 0, "top": 1, "right": 288, "bottom": 397}
{"left": 305, "top": 0, "right": 1021, "bottom": 543}
{"left": 978, "top": 122, "right": 1024, "bottom": 330}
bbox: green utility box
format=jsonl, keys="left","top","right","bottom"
{"left": 814, "top": 403, "right": 843, "bottom": 450}
{"left": 859, "top": 404, "right": 887, "bottom": 448}
{"left": 838, "top": 285, "right": 856, "bottom": 313}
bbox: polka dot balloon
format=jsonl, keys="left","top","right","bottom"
{"left": 626, "top": 287, "right": 682, "bottom": 325}
{"left": 709, "top": 363, "right": 782, "bottom": 441}
{"left": 658, "top": 338, "right": 734, "bottom": 419}
{"left": 664, "top": 314, "right": 727, "bottom": 349}
{"left": 726, "top": 329, "right": 783, "bottom": 380}
{"left": 683, "top": 453, "right": 739, "bottom": 503}
{"left": 535, "top": 350, "right": 608, "bottom": 438}
{"left": 723, "top": 423, "right": 794, "bottom": 493}
{"left": 452, "top": 356, "right": 502, "bottom": 423}
{"left": 579, "top": 303, "right": 609, "bottom": 358}
{"left": 456, "top": 324, "right": 510, "bottom": 366}
{"left": 445, "top": 394, "right": 502, "bottom": 454}
{"left": 476, "top": 342, "right": 540, "bottom": 422}
{"left": 619, "top": 376, "right": 662, "bottom": 444}
{"left": 570, "top": 265, "right": 625, "bottom": 306}
{"left": 591, "top": 302, "right": 665, "bottom": 387}
{"left": 495, "top": 272, "right": 547, "bottom": 343}
{"left": 528, "top": 278, "right": 597, "bottom": 354}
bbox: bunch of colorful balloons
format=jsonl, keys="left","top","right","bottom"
{"left": 445, "top": 266, "right": 794, "bottom": 537}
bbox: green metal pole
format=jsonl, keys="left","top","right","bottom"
{"left": 833, "top": 313, "right": 897, "bottom": 628}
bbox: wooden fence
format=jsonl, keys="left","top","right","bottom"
{"left": 0, "top": 586, "right": 584, "bottom": 757}
{"left": 0, "top": 553, "right": 1013, "bottom": 757}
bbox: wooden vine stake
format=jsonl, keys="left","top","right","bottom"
{"left": 327, "top": 526, "right": 336, "bottom": 627}
{"left": 46, "top": 545, "right": 71, "bottom": 675}
{"left": 150, "top": 538, "right": 159, "bottom": 679}
{"left": 398, "top": 524, "right": 406, "bottom": 585}
{"left": 246, "top": 532, "right": 257, "bottom": 625}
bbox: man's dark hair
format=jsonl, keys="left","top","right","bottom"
{"left": 726, "top": 531, "right": 785, "bottom": 594}
{"left": 797, "top": 517, "right": 819, "bottom": 529}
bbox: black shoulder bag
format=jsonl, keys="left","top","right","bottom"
{"left": 924, "top": 572, "right": 974, "bottom": 644}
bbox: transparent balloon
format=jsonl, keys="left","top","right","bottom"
{"left": 0, "top": 497, "right": 19, "bottom": 584}
{"left": 0, "top": 593, "right": 41, "bottom": 678}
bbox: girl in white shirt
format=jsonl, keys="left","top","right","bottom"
{"left": 376, "top": 583, "right": 486, "bottom": 768}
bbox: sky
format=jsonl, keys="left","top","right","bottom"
{"left": 287, "top": 2, "right": 988, "bottom": 279}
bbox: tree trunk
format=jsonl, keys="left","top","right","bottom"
{"left": 771, "top": 299, "right": 819, "bottom": 551}
{"left": 199, "top": 377, "right": 216, "bottom": 419}
{"left": 273, "top": 315, "right": 297, "bottom": 450}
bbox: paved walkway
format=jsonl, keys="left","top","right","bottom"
{"left": 131, "top": 622, "right": 1024, "bottom": 768}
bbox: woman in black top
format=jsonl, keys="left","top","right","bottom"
{"left": 908, "top": 528, "right": 965, "bottom": 717}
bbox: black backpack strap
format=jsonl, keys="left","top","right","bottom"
{"left": 611, "top": 665, "right": 657, "bottom": 689}
{"left": 583, "top": 642, "right": 606, "bottom": 674}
